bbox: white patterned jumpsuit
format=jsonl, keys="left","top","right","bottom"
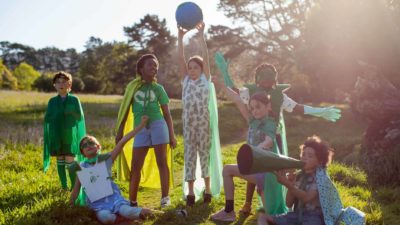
{"left": 182, "top": 74, "right": 211, "bottom": 181}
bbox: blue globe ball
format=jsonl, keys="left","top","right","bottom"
{"left": 175, "top": 2, "right": 203, "bottom": 30}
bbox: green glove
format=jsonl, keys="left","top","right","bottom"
{"left": 304, "top": 105, "right": 341, "bottom": 122}
{"left": 214, "top": 52, "right": 235, "bottom": 88}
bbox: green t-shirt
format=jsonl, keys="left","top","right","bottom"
{"left": 132, "top": 83, "right": 169, "bottom": 126}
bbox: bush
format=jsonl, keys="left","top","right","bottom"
{"left": 0, "top": 60, "right": 18, "bottom": 90}
{"left": 82, "top": 75, "right": 105, "bottom": 93}
{"left": 362, "top": 144, "right": 400, "bottom": 186}
{"left": 13, "top": 62, "right": 40, "bottom": 90}
{"left": 33, "top": 73, "right": 54, "bottom": 92}
{"left": 71, "top": 76, "right": 84, "bottom": 92}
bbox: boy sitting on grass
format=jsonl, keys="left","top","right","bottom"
{"left": 69, "top": 116, "right": 153, "bottom": 224}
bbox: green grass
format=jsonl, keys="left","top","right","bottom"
{"left": 0, "top": 90, "right": 398, "bottom": 225}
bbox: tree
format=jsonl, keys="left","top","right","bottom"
{"left": 210, "top": 0, "right": 315, "bottom": 100}
{"left": 71, "top": 76, "right": 84, "bottom": 93}
{"left": 0, "top": 59, "right": 18, "bottom": 90}
{"left": 81, "top": 75, "right": 105, "bottom": 93}
{"left": 78, "top": 37, "right": 113, "bottom": 93}
{"left": 299, "top": 0, "right": 400, "bottom": 101}
{"left": 32, "top": 72, "right": 54, "bottom": 92}
{"left": 350, "top": 62, "right": 400, "bottom": 185}
{"left": 124, "top": 14, "right": 180, "bottom": 97}
{"left": 36, "top": 47, "right": 80, "bottom": 73}
{"left": 78, "top": 37, "right": 137, "bottom": 94}
{"left": 124, "top": 14, "right": 176, "bottom": 58}
{"left": 0, "top": 42, "right": 40, "bottom": 70}
{"left": 215, "top": 0, "right": 313, "bottom": 60}
{"left": 13, "top": 62, "right": 41, "bottom": 90}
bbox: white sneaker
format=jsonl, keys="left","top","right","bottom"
{"left": 160, "top": 196, "right": 171, "bottom": 208}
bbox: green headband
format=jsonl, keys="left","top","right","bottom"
{"left": 255, "top": 68, "right": 277, "bottom": 83}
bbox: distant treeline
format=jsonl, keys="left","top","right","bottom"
{"left": 1, "top": 0, "right": 400, "bottom": 102}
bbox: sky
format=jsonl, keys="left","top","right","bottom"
{"left": 0, "top": 0, "right": 232, "bottom": 52}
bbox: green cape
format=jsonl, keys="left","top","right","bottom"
{"left": 182, "top": 79, "right": 223, "bottom": 200}
{"left": 43, "top": 93, "right": 86, "bottom": 172}
{"left": 115, "top": 77, "right": 174, "bottom": 188}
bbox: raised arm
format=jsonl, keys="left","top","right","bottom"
{"left": 282, "top": 94, "right": 341, "bottom": 122}
{"left": 111, "top": 116, "right": 148, "bottom": 162}
{"left": 224, "top": 86, "right": 250, "bottom": 123}
{"left": 196, "top": 22, "right": 210, "bottom": 79}
{"left": 178, "top": 26, "right": 188, "bottom": 80}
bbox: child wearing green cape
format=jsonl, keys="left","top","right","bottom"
{"left": 210, "top": 79, "right": 287, "bottom": 222}
{"left": 215, "top": 55, "right": 341, "bottom": 215}
{"left": 43, "top": 71, "right": 86, "bottom": 190}
{"left": 178, "top": 21, "right": 223, "bottom": 207}
{"left": 115, "top": 54, "right": 177, "bottom": 208}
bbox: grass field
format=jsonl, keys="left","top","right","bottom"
{"left": 0, "top": 90, "right": 399, "bottom": 225}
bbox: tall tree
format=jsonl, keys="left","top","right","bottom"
{"left": 36, "top": 47, "right": 80, "bottom": 73}
{"left": 215, "top": 0, "right": 313, "bottom": 61}
{"left": 124, "top": 14, "right": 176, "bottom": 58}
{"left": 299, "top": 0, "right": 400, "bottom": 101}
{"left": 0, "top": 42, "right": 40, "bottom": 70}
{"left": 210, "top": 0, "right": 314, "bottom": 101}
{"left": 124, "top": 14, "right": 180, "bottom": 97}
{"left": 78, "top": 37, "right": 137, "bottom": 94}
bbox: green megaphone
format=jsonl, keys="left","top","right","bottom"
{"left": 237, "top": 144, "right": 304, "bottom": 175}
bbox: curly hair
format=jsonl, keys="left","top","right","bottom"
{"left": 136, "top": 54, "right": 159, "bottom": 76}
{"left": 300, "top": 135, "right": 334, "bottom": 168}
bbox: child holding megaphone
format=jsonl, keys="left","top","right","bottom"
{"left": 257, "top": 136, "right": 365, "bottom": 225}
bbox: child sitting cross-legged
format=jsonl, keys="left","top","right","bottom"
{"left": 69, "top": 116, "right": 153, "bottom": 224}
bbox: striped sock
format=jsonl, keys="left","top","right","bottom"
{"left": 66, "top": 162, "right": 76, "bottom": 190}
{"left": 56, "top": 159, "right": 67, "bottom": 189}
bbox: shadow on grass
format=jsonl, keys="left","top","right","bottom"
{"left": 150, "top": 203, "right": 214, "bottom": 225}
{"left": 10, "top": 200, "right": 94, "bottom": 225}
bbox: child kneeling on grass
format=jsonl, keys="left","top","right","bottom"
{"left": 69, "top": 116, "right": 152, "bottom": 224}
{"left": 258, "top": 136, "right": 365, "bottom": 225}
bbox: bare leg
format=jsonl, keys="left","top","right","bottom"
{"left": 188, "top": 180, "right": 195, "bottom": 196}
{"left": 204, "top": 176, "right": 211, "bottom": 194}
{"left": 129, "top": 147, "right": 149, "bottom": 202}
{"left": 153, "top": 144, "right": 169, "bottom": 198}
{"left": 240, "top": 182, "right": 256, "bottom": 214}
{"left": 222, "top": 164, "right": 258, "bottom": 200}
{"left": 245, "top": 182, "right": 256, "bottom": 203}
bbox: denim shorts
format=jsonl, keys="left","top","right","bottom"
{"left": 133, "top": 119, "right": 169, "bottom": 148}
